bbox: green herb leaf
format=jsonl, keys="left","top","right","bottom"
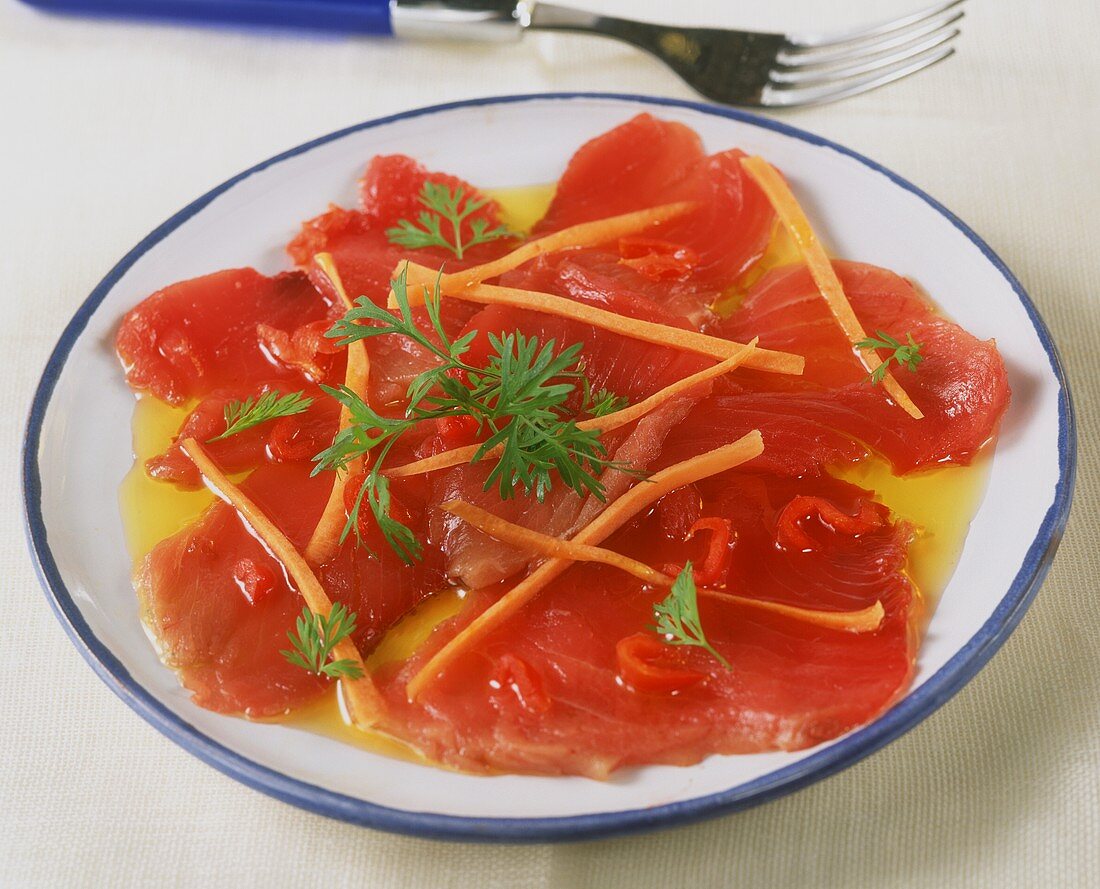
{"left": 652, "top": 562, "right": 730, "bottom": 669}
{"left": 208, "top": 390, "right": 313, "bottom": 442}
{"left": 311, "top": 384, "right": 423, "bottom": 564}
{"left": 855, "top": 330, "right": 925, "bottom": 385}
{"left": 413, "top": 331, "right": 641, "bottom": 504}
{"left": 312, "top": 384, "right": 409, "bottom": 476}
{"left": 279, "top": 603, "right": 364, "bottom": 680}
{"left": 582, "top": 384, "right": 629, "bottom": 419}
{"left": 384, "top": 181, "right": 513, "bottom": 260}
{"left": 343, "top": 468, "right": 424, "bottom": 566}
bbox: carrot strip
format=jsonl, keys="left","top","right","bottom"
{"left": 441, "top": 499, "right": 884, "bottom": 633}
{"left": 740, "top": 156, "right": 924, "bottom": 419}
{"left": 303, "top": 253, "right": 370, "bottom": 565}
{"left": 180, "top": 438, "right": 385, "bottom": 729}
{"left": 389, "top": 202, "right": 696, "bottom": 306}
{"left": 405, "top": 431, "right": 765, "bottom": 701}
{"left": 385, "top": 338, "right": 758, "bottom": 479}
{"left": 398, "top": 264, "right": 800, "bottom": 376}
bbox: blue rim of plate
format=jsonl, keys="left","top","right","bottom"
{"left": 23, "top": 92, "right": 1077, "bottom": 843}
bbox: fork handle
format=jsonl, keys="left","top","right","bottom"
{"left": 19, "top": 0, "right": 529, "bottom": 38}
{"left": 20, "top": 0, "right": 394, "bottom": 33}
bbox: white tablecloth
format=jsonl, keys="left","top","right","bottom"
{"left": 3, "top": 1, "right": 1096, "bottom": 885}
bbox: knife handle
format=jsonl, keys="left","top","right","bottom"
{"left": 19, "top": 0, "right": 395, "bottom": 35}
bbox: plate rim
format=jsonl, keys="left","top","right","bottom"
{"left": 21, "top": 91, "right": 1077, "bottom": 843}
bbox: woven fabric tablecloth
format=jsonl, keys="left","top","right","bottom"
{"left": 2, "top": 1, "right": 1096, "bottom": 885}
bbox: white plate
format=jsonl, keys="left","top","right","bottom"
{"left": 23, "top": 93, "right": 1076, "bottom": 842}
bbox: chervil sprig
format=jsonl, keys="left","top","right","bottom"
{"left": 311, "top": 384, "right": 410, "bottom": 475}
{"left": 384, "top": 181, "right": 514, "bottom": 260}
{"left": 418, "top": 331, "right": 626, "bottom": 502}
{"left": 355, "top": 471, "right": 422, "bottom": 564}
{"left": 208, "top": 390, "right": 313, "bottom": 442}
{"left": 582, "top": 384, "right": 629, "bottom": 419}
{"left": 327, "top": 265, "right": 479, "bottom": 399}
{"left": 280, "top": 603, "right": 364, "bottom": 680}
{"left": 855, "top": 330, "right": 925, "bottom": 385}
{"left": 652, "top": 562, "right": 730, "bottom": 669}
{"left": 312, "top": 387, "right": 424, "bottom": 564}
{"left": 315, "top": 266, "right": 640, "bottom": 561}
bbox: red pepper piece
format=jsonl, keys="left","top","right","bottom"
{"left": 232, "top": 558, "right": 277, "bottom": 606}
{"left": 776, "top": 496, "right": 889, "bottom": 552}
{"left": 616, "top": 633, "right": 706, "bottom": 694}
{"left": 491, "top": 654, "right": 552, "bottom": 714}
{"left": 685, "top": 517, "right": 734, "bottom": 587}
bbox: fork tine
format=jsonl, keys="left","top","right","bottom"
{"left": 763, "top": 45, "right": 956, "bottom": 107}
{"left": 787, "top": 0, "right": 964, "bottom": 51}
{"left": 771, "top": 25, "right": 959, "bottom": 85}
{"left": 780, "top": 7, "right": 963, "bottom": 67}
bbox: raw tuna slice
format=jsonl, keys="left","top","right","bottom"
{"left": 533, "top": 115, "right": 776, "bottom": 292}
{"left": 288, "top": 155, "right": 518, "bottom": 307}
{"left": 430, "top": 398, "right": 698, "bottom": 589}
{"left": 146, "top": 382, "right": 339, "bottom": 489}
{"left": 364, "top": 300, "right": 481, "bottom": 408}
{"left": 136, "top": 463, "right": 332, "bottom": 716}
{"left": 315, "top": 541, "right": 448, "bottom": 656}
{"left": 500, "top": 248, "right": 711, "bottom": 325}
{"left": 426, "top": 294, "right": 713, "bottom": 588}
{"left": 379, "top": 471, "right": 916, "bottom": 776}
{"left": 116, "top": 268, "right": 332, "bottom": 405}
{"left": 138, "top": 461, "right": 445, "bottom": 716}
{"left": 661, "top": 394, "right": 868, "bottom": 479}
{"left": 716, "top": 261, "right": 1010, "bottom": 473}
{"left": 534, "top": 114, "right": 706, "bottom": 233}
{"left": 646, "top": 148, "right": 777, "bottom": 289}
{"left": 456, "top": 301, "right": 711, "bottom": 406}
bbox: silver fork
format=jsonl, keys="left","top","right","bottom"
{"left": 392, "top": 0, "right": 965, "bottom": 108}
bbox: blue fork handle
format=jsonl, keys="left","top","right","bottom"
{"left": 19, "top": 0, "right": 395, "bottom": 34}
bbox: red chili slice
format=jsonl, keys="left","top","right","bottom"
{"left": 618, "top": 236, "right": 700, "bottom": 282}
{"left": 616, "top": 633, "right": 706, "bottom": 693}
{"left": 491, "top": 654, "right": 551, "bottom": 714}
{"left": 686, "top": 517, "right": 734, "bottom": 587}
{"left": 776, "top": 496, "right": 889, "bottom": 552}
{"left": 232, "top": 558, "right": 277, "bottom": 606}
